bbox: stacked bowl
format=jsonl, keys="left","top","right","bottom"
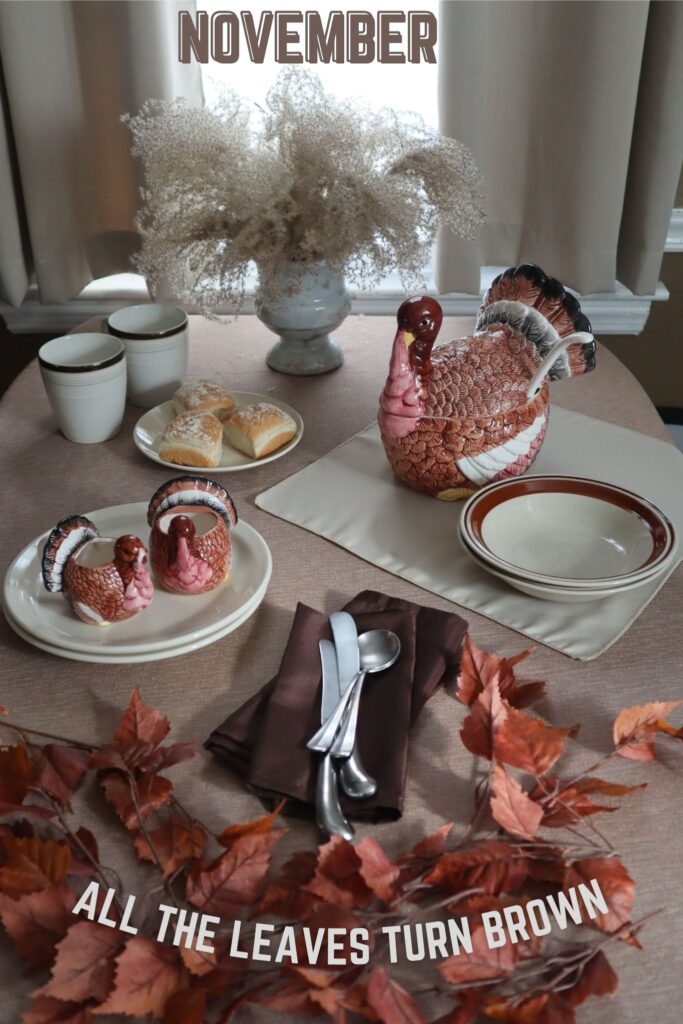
{"left": 459, "top": 475, "right": 676, "bottom": 602}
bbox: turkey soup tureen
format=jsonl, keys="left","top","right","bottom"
{"left": 378, "top": 264, "right": 596, "bottom": 500}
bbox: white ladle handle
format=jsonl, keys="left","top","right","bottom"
{"left": 526, "top": 331, "right": 594, "bottom": 400}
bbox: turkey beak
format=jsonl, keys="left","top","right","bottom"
{"left": 402, "top": 330, "right": 415, "bottom": 348}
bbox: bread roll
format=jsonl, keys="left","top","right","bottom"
{"left": 173, "top": 379, "right": 236, "bottom": 421}
{"left": 158, "top": 412, "right": 223, "bottom": 468}
{"left": 223, "top": 403, "right": 297, "bottom": 459}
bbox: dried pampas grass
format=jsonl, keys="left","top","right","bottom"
{"left": 126, "top": 69, "right": 484, "bottom": 317}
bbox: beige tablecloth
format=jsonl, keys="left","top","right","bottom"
{"left": 0, "top": 315, "right": 682, "bottom": 1022}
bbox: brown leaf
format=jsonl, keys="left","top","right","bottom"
{"left": 68, "top": 828, "right": 100, "bottom": 878}
{"left": 33, "top": 746, "right": 89, "bottom": 810}
{"left": 101, "top": 771, "right": 172, "bottom": 831}
{"left": 366, "top": 967, "right": 426, "bottom": 1024}
{"left": 23, "top": 997, "right": 95, "bottom": 1024}
{"left": 455, "top": 637, "right": 536, "bottom": 708}
{"left": 494, "top": 707, "right": 575, "bottom": 777}
{"left": 218, "top": 800, "right": 285, "bottom": 848}
{"left": 483, "top": 992, "right": 574, "bottom": 1024}
{"left": 406, "top": 822, "right": 453, "bottom": 860}
{"left": 255, "top": 849, "right": 319, "bottom": 918}
{"left": 297, "top": 904, "right": 371, "bottom": 969}
{"left": 304, "top": 835, "right": 372, "bottom": 910}
{"left": 426, "top": 840, "right": 527, "bottom": 896}
{"left": 93, "top": 937, "right": 188, "bottom": 1018}
{"left": 0, "top": 835, "right": 71, "bottom": 896}
{"left": 460, "top": 677, "right": 507, "bottom": 760}
{"left": 355, "top": 837, "right": 400, "bottom": 904}
{"left": 0, "top": 743, "right": 33, "bottom": 805}
{"left": 180, "top": 943, "right": 217, "bottom": 976}
{"left": 531, "top": 776, "right": 644, "bottom": 828}
{"left": 163, "top": 989, "right": 206, "bottom": 1024}
{"left": 186, "top": 830, "right": 282, "bottom": 917}
{"left": 490, "top": 764, "right": 543, "bottom": 839}
{"left": 111, "top": 686, "right": 170, "bottom": 754}
{"left": 439, "top": 920, "right": 516, "bottom": 984}
{"left": 613, "top": 701, "right": 682, "bottom": 760}
{"left": 564, "top": 949, "right": 618, "bottom": 1006}
{"left": 143, "top": 742, "right": 198, "bottom": 775}
{"left": 38, "top": 921, "right": 121, "bottom": 1002}
{"left": 564, "top": 857, "right": 635, "bottom": 935}
{"left": 432, "top": 991, "right": 481, "bottom": 1024}
{"left": 0, "top": 885, "right": 76, "bottom": 967}
{"left": 134, "top": 817, "right": 207, "bottom": 877}
{"left": 255, "top": 978, "right": 317, "bottom": 1015}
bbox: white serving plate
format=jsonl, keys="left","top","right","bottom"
{"left": 3, "top": 502, "right": 271, "bottom": 657}
{"left": 461, "top": 475, "right": 675, "bottom": 588}
{"left": 458, "top": 528, "right": 662, "bottom": 603}
{"left": 3, "top": 597, "right": 261, "bottom": 664}
{"left": 133, "top": 392, "right": 304, "bottom": 472}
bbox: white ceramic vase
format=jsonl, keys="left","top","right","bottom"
{"left": 256, "top": 262, "right": 351, "bottom": 376}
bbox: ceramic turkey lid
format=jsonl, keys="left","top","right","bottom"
{"left": 147, "top": 476, "right": 238, "bottom": 529}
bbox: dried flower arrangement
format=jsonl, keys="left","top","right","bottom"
{"left": 125, "top": 70, "right": 484, "bottom": 316}
{"left": 0, "top": 637, "right": 679, "bottom": 1023}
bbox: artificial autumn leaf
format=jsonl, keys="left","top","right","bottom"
{"left": 255, "top": 849, "right": 320, "bottom": 919}
{"left": 68, "top": 828, "right": 100, "bottom": 878}
{"left": 304, "top": 835, "right": 372, "bottom": 910}
{"left": 180, "top": 943, "right": 217, "bottom": 976}
{"left": 613, "top": 701, "right": 682, "bottom": 761}
{"left": 455, "top": 637, "right": 538, "bottom": 708}
{"left": 101, "top": 771, "right": 172, "bottom": 831}
{"left": 366, "top": 967, "right": 426, "bottom": 1024}
{"left": 564, "top": 857, "right": 635, "bottom": 935}
{"left": 111, "top": 686, "right": 170, "bottom": 755}
{"left": 93, "top": 937, "right": 188, "bottom": 1018}
{"left": 134, "top": 816, "right": 207, "bottom": 877}
{"left": 298, "top": 904, "right": 371, "bottom": 969}
{"left": 255, "top": 978, "right": 318, "bottom": 1016}
{"left": 531, "top": 776, "right": 645, "bottom": 828}
{"left": 22, "top": 997, "right": 95, "bottom": 1024}
{"left": 460, "top": 677, "right": 507, "bottom": 760}
{"left": 439, "top": 921, "right": 517, "bottom": 984}
{"left": 163, "top": 989, "right": 206, "bottom": 1024}
{"left": 355, "top": 837, "right": 400, "bottom": 904}
{"left": 186, "top": 830, "right": 282, "bottom": 917}
{"left": 564, "top": 949, "right": 618, "bottom": 1006}
{"left": 0, "top": 835, "right": 72, "bottom": 896}
{"left": 38, "top": 921, "right": 122, "bottom": 1002}
{"left": 0, "top": 885, "right": 76, "bottom": 967}
{"left": 483, "top": 992, "right": 574, "bottom": 1024}
{"left": 0, "top": 743, "right": 33, "bottom": 809}
{"left": 494, "top": 707, "right": 576, "bottom": 777}
{"left": 33, "top": 745, "right": 90, "bottom": 810}
{"left": 218, "top": 800, "right": 285, "bottom": 848}
{"left": 432, "top": 991, "right": 481, "bottom": 1024}
{"left": 490, "top": 764, "right": 543, "bottom": 840}
{"left": 143, "top": 741, "right": 198, "bottom": 775}
{"left": 426, "top": 840, "right": 527, "bottom": 897}
{"left": 406, "top": 822, "right": 454, "bottom": 860}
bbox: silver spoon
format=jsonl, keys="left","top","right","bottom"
{"left": 307, "top": 630, "right": 401, "bottom": 754}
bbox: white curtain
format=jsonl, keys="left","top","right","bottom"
{"left": 437, "top": 0, "right": 683, "bottom": 296}
{"left": 0, "top": 0, "right": 203, "bottom": 307}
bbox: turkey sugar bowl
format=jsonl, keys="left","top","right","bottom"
{"left": 148, "top": 475, "right": 237, "bottom": 595}
{"left": 378, "top": 263, "right": 597, "bottom": 500}
{"left": 42, "top": 517, "right": 154, "bottom": 625}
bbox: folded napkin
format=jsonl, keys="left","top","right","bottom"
{"left": 205, "top": 590, "right": 468, "bottom": 821}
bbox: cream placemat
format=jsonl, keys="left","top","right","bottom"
{"left": 256, "top": 408, "right": 683, "bottom": 660}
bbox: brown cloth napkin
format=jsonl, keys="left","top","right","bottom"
{"left": 205, "top": 590, "right": 467, "bottom": 821}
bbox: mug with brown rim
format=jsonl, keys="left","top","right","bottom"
{"left": 106, "top": 304, "right": 189, "bottom": 409}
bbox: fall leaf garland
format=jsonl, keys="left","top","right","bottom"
{"left": 0, "top": 635, "right": 681, "bottom": 1023}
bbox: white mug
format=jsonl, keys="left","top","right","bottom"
{"left": 39, "top": 333, "right": 127, "bottom": 444}
{"left": 107, "top": 304, "right": 189, "bottom": 408}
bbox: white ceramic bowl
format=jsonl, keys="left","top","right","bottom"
{"left": 461, "top": 475, "right": 675, "bottom": 589}
{"left": 107, "top": 304, "right": 188, "bottom": 408}
{"left": 458, "top": 528, "right": 664, "bottom": 603}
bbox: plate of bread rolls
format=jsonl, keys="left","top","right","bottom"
{"left": 133, "top": 378, "right": 304, "bottom": 472}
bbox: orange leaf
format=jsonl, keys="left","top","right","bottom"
{"left": 460, "top": 677, "right": 508, "bottom": 760}
{"left": 111, "top": 686, "right": 170, "bottom": 754}
{"left": 93, "top": 937, "right": 188, "bottom": 1018}
{"left": 304, "top": 835, "right": 373, "bottom": 910}
{"left": 0, "top": 835, "right": 71, "bottom": 896}
{"left": 426, "top": 840, "right": 527, "bottom": 896}
{"left": 494, "top": 707, "right": 575, "bottom": 777}
{"left": 482, "top": 992, "right": 573, "bottom": 1023}
{"left": 439, "top": 921, "right": 516, "bottom": 984}
{"left": 186, "top": 830, "right": 282, "bottom": 917}
{"left": 564, "top": 949, "right": 618, "bottom": 1007}
{"left": 0, "top": 885, "right": 76, "bottom": 967}
{"left": 531, "top": 776, "right": 645, "bottom": 828}
{"left": 455, "top": 636, "right": 536, "bottom": 708}
{"left": 366, "top": 967, "right": 426, "bottom": 1024}
{"left": 180, "top": 943, "right": 217, "bottom": 976}
{"left": 218, "top": 800, "right": 285, "bottom": 848}
{"left": 33, "top": 745, "right": 89, "bottom": 810}
{"left": 355, "top": 837, "right": 400, "bottom": 904}
{"left": 255, "top": 849, "right": 319, "bottom": 919}
{"left": 564, "top": 857, "right": 635, "bottom": 935}
{"left": 134, "top": 817, "right": 207, "bottom": 877}
{"left": 613, "top": 701, "right": 682, "bottom": 760}
{"left": 23, "top": 997, "right": 95, "bottom": 1024}
{"left": 163, "top": 989, "right": 206, "bottom": 1024}
{"left": 38, "top": 921, "right": 122, "bottom": 1002}
{"left": 490, "top": 764, "right": 543, "bottom": 839}
{"left": 0, "top": 743, "right": 33, "bottom": 805}
{"left": 101, "top": 771, "right": 172, "bottom": 831}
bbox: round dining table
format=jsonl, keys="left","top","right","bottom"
{"left": 0, "top": 314, "right": 681, "bottom": 1022}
